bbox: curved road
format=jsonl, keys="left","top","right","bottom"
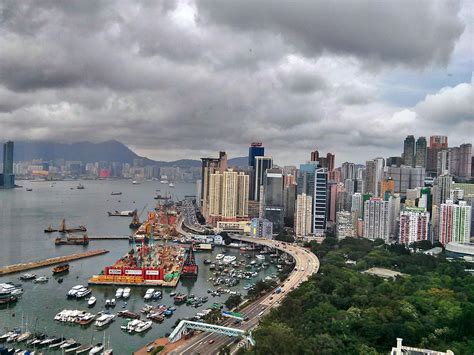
{"left": 168, "top": 233, "right": 319, "bottom": 354}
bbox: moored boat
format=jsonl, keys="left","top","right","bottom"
{"left": 53, "top": 263, "right": 69, "bottom": 274}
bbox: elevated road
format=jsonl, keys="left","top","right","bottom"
{"left": 168, "top": 235, "right": 319, "bottom": 354}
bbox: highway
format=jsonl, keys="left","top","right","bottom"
{"left": 168, "top": 235, "right": 320, "bottom": 354}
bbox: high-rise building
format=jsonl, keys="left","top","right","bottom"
{"left": 313, "top": 168, "right": 328, "bottom": 235}
{"left": 427, "top": 135, "right": 448, "bottom": 175}
{"left": 380, "top": 178, "right": 395, "bottom": 198}
{"left": 459, "top": 143, "right": 472, "bottom": 179}
{"left": 336, "top": 210, "right": 354, "bottom": 240}
{"left": 341, "top": 162, "right": 356, "bottom": 181}
{"left": 399, "top": 208, "right": 430, "bottom": 245}
{"left": 403, "top": 135, "right": 415, "bottom": 167}
{"left": 248, "top": 142, "right": 264, "bottom": 169}
{"left": 283, "top": 184, "right": 296, "bottom": 227}
{"left": 254, "top": 156, "right": 273, "bottom": 201}
{"left": 384, "top": 166, "right": 425, "bottom": 196}
{"left": 351, "top": 193, "right": 364, "bottom": 219}
{"left": 415, "top": 137, "right": 427, "bottom": 168}
{"left": 434, "top": 174, "right": 453, "bottom": 206}
{"left": 263, "top": 168, "right": 284, "bottom": 233}
{"left": 365, "top": 158, "right": 385, "bottom": 196}
{"left": 295, "top": 193, "right": 312, "bottom": 237}
{"left": 250, "top": 218, "right": 273, "bottom": 238}
{"left": 363, "top": 198, "right": 389, "bottom": 241}
{"left": 386, "top": 156, "right": 403, "bottom": 167}
{"left": 438, "top": 200, "right": 472, "bottom": 245}
{"left": 0, "top": 141, "right": 15, "bottom": 189}
{"left": 310, "top": 150, "right": 335, "bottom": 171}
{"left": 310, "top": 150, "right": 319, "bottom": 162}
{"left": 200, "top": 152, "right": 227, "bottom": 217}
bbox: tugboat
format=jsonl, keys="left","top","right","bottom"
{"left": 53, "top": 264, "right": 70, "bottom": 274}
{"left": 129, "top": 209, "right": 141, "bottom": 229}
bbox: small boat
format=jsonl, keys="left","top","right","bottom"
{"left": 118, "top": 310, "right": 140, "bottom": 319}
{"left": 44, "top": 224, "right": 58, "bottom": 233}
{"left": 19, "top": 273, "right": 36, "bottom": 281}
{"left": 88, "top": 296, "right": 97, "bottom": 307}
{"left": 215, "top": 254, "right": 225, "bottom": 260}
{"left": 53, "top": 264, "right": 70, "bottom": 274}
{"left": 169, "top": 292, "right": 176, "bottom": 297}
{"left": 152, "top": 291, "right": 162, "bottom": 299}
{"left": 49, "top": 337, "right": 67, "bottom": 349}
{"left": 33, "top": 276, "right": 48, "bottom": 283}
{"left": 67, "top": 285, "right": 85, "bottom": 297}
{"left": 75, "top": 344, "right": 93, "bottom": 354}
{"left": 115, "top": 288, "right": 124, "bottom": 298}
{"left": 111, "top": 192, "right": 122, "bottom": 196}
{"left": 122, "top": 287, "right": 131, "bottom": 299}
{"left": 26, "top": 188, "right": 32, "bottom": 192}
{"left": 168, "top": 182, "right": 175, "bottom": 187}
{"left": 75, "top": 288, "right": 91, "bottom": 298}
{"left": 57, "top": 277, "right": 64, "bottom": 283}
{"left": 132, "top": 180, "right": 140, "bottom": 185}
{"left": 77, "top": 183, "right": 85, "bottom": 190}
{"left": 16, "top": 331, "right": 32, "bottom": 342}
{"left": 64, "top": 342, "right": 82, "bottom": 352}
{"left": 89, "top": 343, "right": 104, "bottom": 354}
{"left": 59, "top": 338, "right": 76, "bottom": 349}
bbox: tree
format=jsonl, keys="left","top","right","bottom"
{"left": 225, "top": 294, "right": 243, "bottom": 310}
{"left": 274, "top": 232, "right": 295, "bottom": 243}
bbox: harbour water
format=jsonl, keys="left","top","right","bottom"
{"left": 0, "top": 180, "right": 277, "bottom": 353}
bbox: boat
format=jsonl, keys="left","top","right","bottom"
{"left": 87, "top": 296, "right": 97, "bottom": 307}
{"left": 118, "top": 310, "right": 140, "bottom": 319}
{"left": 94, "top": 314, "right": 115, "bottom": 328}
{"left": 64, "top": 342, "right": 82, "bottom": 352}
{"left": 26, "top": 188, "right": 32, "bottom": 191}
{"left": 223, "top": 255, "right": 236, "bottom": 264}
{"left": 55, "top": 234, "right": 89, "bottom": 246}
{"left": 75, "top": 344, "right": 93, "bottom": 353}
{"left": 135, "top": 320, "right": 152, "bottom": 333}
{"left": 44, "top": 224, "right": 58, "bottom": 233}
{"left": 129, "top": 210, "right": 141, "bottom": 229}
{"left": 216, "top": 254, "right": 225, "bottom": 260}
{"left": 58, "top": 219, "right": 87, "bottom": 233}
{"left": 16, "top": 331, "right": 31, "bottom": 342}
{"left": 59, "top": 338, "right": 76, "bottom": 349}
{"left": 111, "top": 192, "right": 122, "bottom": 196}
{"left": 122, "top": 288, "right": 131, "bottom": 299}
{"left": 115, "top": 288, "right": 123, "bottom": 298}
{"left": 144, "top": 289, "right": 155, "bottom": 301}
{"left": 77, "top": 183, "right": 85, "bottom": 190}
{"left": 152, "top": 291, "right": 162, "bottom": 299}
{"left": 174, "top": 293, "right": 187, "bottom": 304}
{"left": 89, "top": 343, "right": 104, "bottom": 354}
{"left": 168, "top": 183, "right": 175, "bottom": 188}
{"left": 67, "top": 285, "right": 85, "bottom": 297}
{"left": 256, "top": 255, "right": 265, "bottom": 261}
{"left": 19, "top": 273, "right": 36, "bottom": 281}
{"left": 53, "top": 263, "right": 69, "bottom": 274}
{"left": 77, "top": 313, "right": 96, "bottom": 325}
{"left": 107, "top": 210, "right": 134, "bottom": 217}
{"left": 75, "top": 288, "right": 91, "bottom": 298}
{"left": 48, "top": 337, "right": 66, "bottom": 349}
{"left": 33, "top": 276, "right": 48, "bottom": 283}
{"left": 0, "top": 330, "right": 18, "bottom": 342}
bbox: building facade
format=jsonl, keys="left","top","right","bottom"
{"left": 363, "top": 198, "right": 389, "bottom": 241}
{"left": 295, "top": 193, "right": 312, "bottom": 237}
{"left": 399, "top": 208, "right": 430, "bottom": 245}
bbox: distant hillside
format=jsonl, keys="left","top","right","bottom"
{"left": 228, "top": 156, "right": 248, "bottom": 167}
{"left": 0, "top": 140, "right": 249, "bottom": 167}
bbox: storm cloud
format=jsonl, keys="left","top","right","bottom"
{"left": 0, "top": 0, "right": 471, "bottom": 165}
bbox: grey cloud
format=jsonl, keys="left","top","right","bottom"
{"left": 198, "top": 0, "right": 464, "bottom": 69}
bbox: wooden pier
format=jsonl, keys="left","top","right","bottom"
{"left": 0, "top": 249, "right": 109, "bottom": 276}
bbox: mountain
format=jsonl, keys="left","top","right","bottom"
{"left": 228, "top": 156, "right": 248, "bottom": 167}
{"left": 0, "top": 140, "right": 249, "bottom": 167}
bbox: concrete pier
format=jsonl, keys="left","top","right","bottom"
{"left": 0, "top": 249, "right": 109, "bottom": 276}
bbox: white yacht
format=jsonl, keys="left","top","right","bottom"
{"left": 256, "top": 254, "right": 265, "bottom": 261}
{"left": 122, "top": 287, "right": 131, "bottom": 298}
{"left": 135, "top": 320, "right": 152, "bottom": 333}
{"left": 75, "top": 288, "right": 91, "bottom": 298}
{"left": 67, "top": 285, "right": 85, "bottom": 297}
{"left": 115, "top": 288, "right": 123, "bottom": 298}
{"left": 89, "top": 343, "right": 104, "bottom": 354}
{"left": 215, "top": 254, "right": 225, "bottom": 260}
{"left": 94, "top": 314, "right": 115, "bottom": 328}
{"left": 143, "top": 288, "right": 155, "bottom": 300}
{"left": 223, "top": 255, "right": 236, "bottom": 264}
{"left": 168, "top": 182, "right": 175, "bottom": 188}
{"left": 87, "top": 296, "right": 97, "bottom": 306}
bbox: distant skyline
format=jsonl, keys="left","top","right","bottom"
{"left": 0, "top": 1, "right": 472, "bottom": 166}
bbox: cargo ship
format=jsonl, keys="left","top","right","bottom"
{"left": 53, "top": 264, "right": 70, "bottom": 274}
{"left": 55, "top": 235, "right": 89, "bottom": 246}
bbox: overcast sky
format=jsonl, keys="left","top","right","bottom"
{"left": 0, "top": 0, "right": 472, "bottom": 166}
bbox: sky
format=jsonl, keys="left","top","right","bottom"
{"left": 0, "top": 0, "right": 472, "bottom": 166}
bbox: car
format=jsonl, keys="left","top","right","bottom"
{"left": 208, "top": 339, "right": 215, "bottom": 344}
{"left": 147, "top": 345, "right": 156, "bottom": 353}
{"left": 233, "top": 320, "right": 241, "bottom": 325}
{"left": 269, "top": 297, "right": 274, "bottom": 300}
{"left": 244, "top": 317, "right": 249, "bottom": 321}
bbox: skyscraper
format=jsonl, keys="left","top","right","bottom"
{"left": 438, "top": 200, "right": 472, "bottom": 245}
{"left": 427, "top": 135, "right": 448, "bottom": 175}
{"left": 254, "top": 156, "right": 273, "bottom": 201}
{"left": 200, "top": 152, "right": 227, "bottom": 219}
{"left": 434, "top": 174, "right": 453, "bottom": 206}
{"left": 363, "top": 198, "right": 389, "bottom": 241}
{"left": 295, "top": 193, "right": 312, "bottom": 237}
{"left": 0, "top": 141, "right": 15, "bottom": 189}
{"left": 399, "top": 208, "right": 430, "bottom": 245}
{"left": 311, "top": 151, "right": 335, "bottom": 171}
{"left": 403, "top": 135, "right": 415, "bottom": 167}
{"left": 263, "top": 168, "right": 284, "bottom": 233}
{"left": 336, "top": 211, "right": 354, "bottom": 240}
{"left": 313, "top": 168, "right": 328, "bottom": 235}
{"left": 365, "top": 158, "right": 384, "bottom": 196}
{"left": 341, "top": 162, "right": 356, "bottom": 181}
{"left": 248, "top": 142, "right": 264, "bottom": 169}
{"left": 415, "top": 136, "right": 427, "bottom": 168}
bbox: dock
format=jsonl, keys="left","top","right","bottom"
{"left": 0, "top": 249, "right": 109, "bottom": 276}
{"left": 88, "top": 277, "right": 179, "bottom": 288}
{"left": 88, "top": 236, "right": 130, "bottom": 240}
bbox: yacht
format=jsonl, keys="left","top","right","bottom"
{"left": 87, "top": 296, "right": 97, "bottom": 307}
{"left": 67, "top": 285, "right": 85, "bottom": 297}
{"left": 256, "top": 255, "right": 265, "bottom": 261}
{"left": 33, "top": 276, "right": 48, "bottom": 283}
{"left": 122, "top": 287, "right": 131, "bottom": 299}
{"left": 94, "top": 314, "right": 115, "bottom": 328}
{"left": 64, "top": 342, "right": 82, "bottom": 353}
{"left": 215, "top": 254, "right": 225, "bottom": 260}
{"left": 75, "top": 287, "right": 91, "bottom": 298}
{"left": 135, "top": 320, "right": 152, "bottom": 333}
{"left": 19, "top": 273, "right": 36, "bottom": 281}
{"left": 75, "top": 344, "right": 93, "bottom": 354}
{"left": 89, "top": 343, "right": 104, "bottom": 354}
{"left": 152, "top": 291, "right": 162, "bottom": 299}
{"left": 223, "top": 255, "right": 236, "bottom": 264}
{"left": 144, "top": 288, "right": 155, "bottom": 300}
{"left": 16, "top": 331, "right": 32, "bottom": 342}
{"left": 115, "top": 288, "right": 124, "bottom": 298}
{"left": 59, "top": 338, "right": 76, "bottom": 349}
{"left": 168, "top": 182, "right": 175, "bottom": 188}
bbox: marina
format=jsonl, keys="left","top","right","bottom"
{"left": 0, "top": 180, "right": 279, "bottom": 353}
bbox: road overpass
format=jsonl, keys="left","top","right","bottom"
{"left": 168, "top": 235, "right": 319, "bottom": 354}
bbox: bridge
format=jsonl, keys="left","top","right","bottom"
{"left": 168, "top": 320, "right": 255, "bottom": 346}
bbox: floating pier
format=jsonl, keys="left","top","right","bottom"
{"left": 0, "top": 249, "right": 109, "bottom": 276}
